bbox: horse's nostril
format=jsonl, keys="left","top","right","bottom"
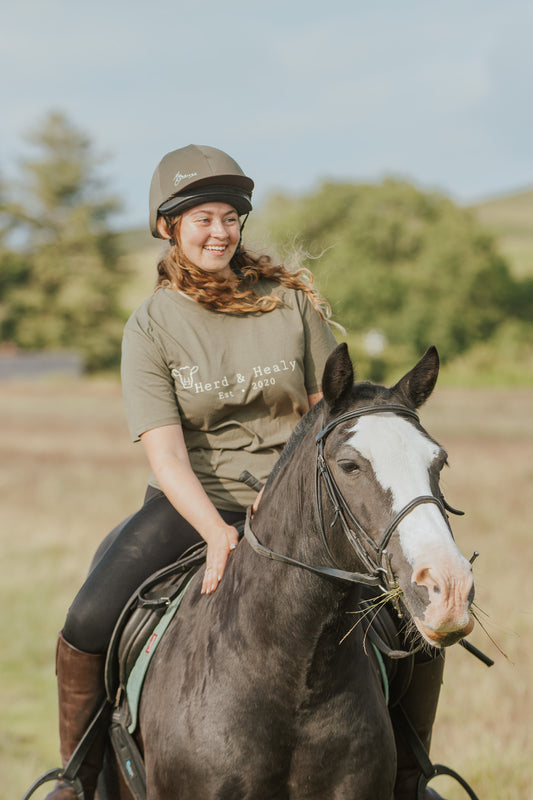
{"left": 468, "top": 583, "right": 475, "bottom": 605}
{"left": 413, "top": 566, "right": 437, "bottom": 592}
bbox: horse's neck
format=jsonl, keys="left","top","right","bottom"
{"left": 254, "top": 431, "right": 323, "bottom": 563}
{"left": 235, "top": 537, "right": 362, "bottom": 695}
{"left": 246, "top": 481, "right": 358, "bottom": 639}
{"left": 240, "top": 414, "right": 363, "bottom": 648}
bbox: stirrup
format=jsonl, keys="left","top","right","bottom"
{"left": 418, "top": 764, "right": 480, "bottom": 799}
{"left": 22, "top": 699, "right": 108, "bottom": 800}
{"left": 21, "top": 769, "right": 84, "bottom": 800}
{"left": 391, "top": 704, "right": 480, "bottom": 800}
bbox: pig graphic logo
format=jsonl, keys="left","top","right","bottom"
{"left": 172, "top": 365, "right": 199, "bottom": 389}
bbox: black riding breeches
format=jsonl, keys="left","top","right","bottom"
{"left": 63, "top": 487, "right": 245, "bottom": 654}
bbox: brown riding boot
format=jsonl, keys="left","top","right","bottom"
{"left": 393, "top": 651, "right": 446, "bottom": 800}
{"left": 44, "top": 632, "right": 108, "bottom": 800}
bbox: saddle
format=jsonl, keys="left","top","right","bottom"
{"left": 105, "top": 540, "right": 207, "bottom": 703}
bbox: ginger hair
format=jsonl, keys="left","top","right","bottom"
{"left": 154, "top": 218, "right": 332, "bottom": 320}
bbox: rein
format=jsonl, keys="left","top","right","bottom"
{"left": 244, "top": 404, "right": 458, "bottom": 591}
{"left": 244, "top": 509, "right": 383, "bottom": 587}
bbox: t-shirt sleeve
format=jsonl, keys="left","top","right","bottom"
{"left": 298, "top": 293, "right": 338, "bottom": 394}
{"left": 121, "top": 315, "right": 181, "bottom": 442}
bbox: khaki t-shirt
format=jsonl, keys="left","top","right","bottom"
{"left": 121, "top": 282, "right": 337, "bottom": 511}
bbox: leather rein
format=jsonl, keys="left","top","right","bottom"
{"left": 244, "top": 404, "right": 462, "bottom": 591}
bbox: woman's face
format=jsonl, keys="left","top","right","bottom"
{"left": 172, "top": 202, "right": 241, "bottom": 277}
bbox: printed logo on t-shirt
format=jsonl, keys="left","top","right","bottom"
{"left": 172, "top": 360, "right": 297, "bottom": 400}
{"left": 171, "top": 365, "right": 199, "bottom": 389}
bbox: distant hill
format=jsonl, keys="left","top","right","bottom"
{"left": 469, "top": 187, "right": 533, "bottom": 278}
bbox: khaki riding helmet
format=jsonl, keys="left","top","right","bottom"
{"left": 149, "top": 144, "right": 254, "bottom": 239}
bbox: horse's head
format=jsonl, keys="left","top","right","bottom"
{"left": 319, "top": 343, "right": 475, "bottom": 648}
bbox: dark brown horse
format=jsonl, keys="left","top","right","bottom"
{"left": 103, "top": 343, "right": 475, "bottom": 799}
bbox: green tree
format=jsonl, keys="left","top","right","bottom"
{"left": 0, "top": 175, "right": 30, "bottom": 342}
{"left": 251, "top": 179, "right": 524, "bottom": 365}
{"left": 1, "top": 111, "right": 129, "bottom": 371}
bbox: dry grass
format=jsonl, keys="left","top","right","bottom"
{"left": 420, "top": 389, "right": 533, "bottom": 799}
{"left": 1, "top": 380, "right": 532, "bottom": 798}
{"left": 0, "top": 379, "right": 147, "bottom": 795}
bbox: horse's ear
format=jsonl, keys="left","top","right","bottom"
{"left": 322, "top": 343, "right": 355, "bottom": 412}
{"left": 390, "top": 346, "right": 439, "bottom": 409}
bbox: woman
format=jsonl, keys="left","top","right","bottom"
{"left": 46, "top": 145, "right": 444, "bottom": 800}
{"left": 47, "top": 144, "right": 337, "bottom": 800}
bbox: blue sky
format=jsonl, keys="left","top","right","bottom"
{"left": 2, "top": 0, "right": 532, "bottom": 229}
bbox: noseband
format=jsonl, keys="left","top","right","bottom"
{"left": 244, "top": 404, "right": 459, "bottom": 591}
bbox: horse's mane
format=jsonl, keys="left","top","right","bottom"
{"left": 266, "top": 401, "right": 324, "bottom": 487}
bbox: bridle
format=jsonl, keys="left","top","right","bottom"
{"left": 244, "top": 404, "right": 461, "bottom": 591}
{"left": 314, "top": 404, "right": 455, "bottom": 589}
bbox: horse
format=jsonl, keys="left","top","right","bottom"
{"left": 102, "top": 343, "right": 475, "bottom": 800}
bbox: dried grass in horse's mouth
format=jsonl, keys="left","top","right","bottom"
{"left": 340, "top": 587, "right": 403, "bottom": 650}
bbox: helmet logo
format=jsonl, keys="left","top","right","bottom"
{"left": 173, "top": 171, "right": 198, "bottom": 187}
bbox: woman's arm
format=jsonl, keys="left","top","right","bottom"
{"left": 140, "top": 424, "right": 239, "bottom": 595}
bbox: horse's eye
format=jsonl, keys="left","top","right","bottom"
{"left": 339, "top": 461, "right": 359, "bottom": 474}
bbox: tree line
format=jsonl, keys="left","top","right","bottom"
{"left": 1, "top": 111, "right": 532, "bottom": 375}
{"left": 248, "top": 181, "right": 533, "bottom": 379}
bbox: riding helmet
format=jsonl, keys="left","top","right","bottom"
{"left": 149, "top": 144, "right": 254, "bottom": 238}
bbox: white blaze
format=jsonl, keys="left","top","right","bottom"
{"left": 347, "top": 415, "right": 454, "bottom": 567}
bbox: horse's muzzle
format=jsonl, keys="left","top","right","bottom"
{"left": 414, "top": 614, "right": 475, "bottom": 647}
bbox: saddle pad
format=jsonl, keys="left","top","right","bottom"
{"left": 126, "top": 580, "right": 191, "bottom": 733}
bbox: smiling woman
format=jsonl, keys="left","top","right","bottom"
{"left": 158, "top": 202, "right": 241, "bottom": 277}
{"left": 150, "top": 146, "right": 330, "bottom": 317}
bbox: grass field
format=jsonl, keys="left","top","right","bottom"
{"left": 1, "top": 378, "right": 532, "bottom": 799}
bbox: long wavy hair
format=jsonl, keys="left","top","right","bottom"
{"left": 155, "top": 216, "right": 332, "bottom": 320}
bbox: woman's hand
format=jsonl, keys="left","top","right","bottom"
{"left": 141, "top": 425, "right": 241, "bottom": 596}
{"left": 201, "top": 523, "right": 239, "bottom": 595}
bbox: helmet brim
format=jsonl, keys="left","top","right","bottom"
{"left": 158, "top": 185, "right": 252, "bottom": 219}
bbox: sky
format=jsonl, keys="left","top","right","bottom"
{"left": 2, "top": 0, "right": 532, "bottom": 230}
